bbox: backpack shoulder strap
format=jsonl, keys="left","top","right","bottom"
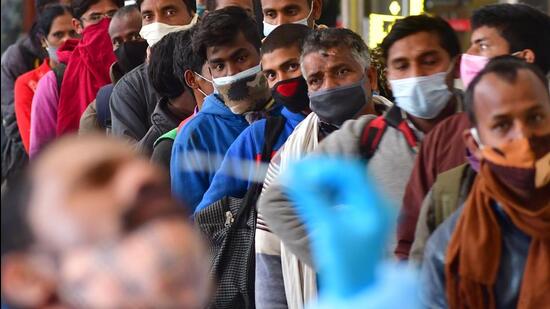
{"left": 51, "top": 63, "right": 67, "bottom": 92}
{"left": 232, "top": 116, "right": 286, "bottom": 227}
{"left": 260, "top": 116, "right": 286, "bottom": 162}
{"left": 384, "top": 105, "right": 418, "bottom": 151}
{"left": 359, "top": 116, "right": 388, "bottom": 160}
{"left": 432, "top": 163, "right": 469, "bottom": 227}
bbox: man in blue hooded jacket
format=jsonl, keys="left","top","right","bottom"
{"left": 196, "top": 23, "right": 312, "bottom": 213}
{"left": 170, "top": 6, "right": 272, "bottom": 212}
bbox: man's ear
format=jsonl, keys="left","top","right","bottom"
{"left": 513, "top": 49, "right": 536, "bottom": 65}
{"left": 312, "top": 0, "right": 323, "bottom": 21}
{"left": 445, "top": 56, "right": 460, "bottom": 90}
{"left": 184, "top": 70, "right": 198, "bottom": 89}
{"left": 463, "top": 128, "right": 483, "bottom": 161}
{"left": 72, "top": 18, "right": 84, "bottom": 35}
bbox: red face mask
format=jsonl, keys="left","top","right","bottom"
{"left": 271, "top": 76, "right": 310, "bottom": 113}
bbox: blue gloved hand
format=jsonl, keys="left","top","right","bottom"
{"left": 282, "top": 156, "right": 396, "bottom": 301}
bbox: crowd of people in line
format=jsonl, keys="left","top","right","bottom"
{"left": 1, "top": 0, "right": 549, "bottom": 308}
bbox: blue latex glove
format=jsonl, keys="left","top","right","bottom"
{"left": 282, "top": 156, "right": 418, "bottom": 307}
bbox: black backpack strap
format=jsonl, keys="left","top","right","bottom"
{"left": 51, "top": 63, "right": 67, "bottom": 93}
{"left": 95, "top": 84, "right": 114, "bottom": 129}
{"left": 260, "top": 116, "right": 286, "bottom": 162}
{"left": 231, "top": 116, "right": 286, "bottom": 228}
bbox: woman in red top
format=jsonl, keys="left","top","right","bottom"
{"left": 14, "top": 4, "right": 78, "bottom": 153}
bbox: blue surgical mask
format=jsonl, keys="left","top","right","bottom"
{"left": 389, "top": 72, "right": 452, "bottom": 119}
{"left": 46, "top": 44, "right": 59, "bottom": 63}
{"left": 263, "top": 1, "right": 313, "bottom": 37}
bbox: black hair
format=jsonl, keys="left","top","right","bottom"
{"left": 301, "top": 28, "right": 370, "bottom": 68}
{"left": 173, "top": 26, "right": 206, "bottom": 90}
{"left": 465, "top": 55, "right": 549, "bottom": 125}
{"left": 136, "top": 0, "right": 196, "bottom": 14}
{"left": 472, "top": 4, "right": 550, "bottom": 74}
{"left": 112, "top": 3, "right": 140, "bottom": 19}
{"left": 261, "top": 23, "right": 311, "bottom": 56}
{"left": 71, "top": 0, "right": 124, "bottom": 20}
{"left": 192, "top": 6, "right": 261, "bottom": 60}
{"left": 380, "top": 14, "right": 460, "bottom": 61}
{"left": 35, "top": 0, "right": 64, "bottom": 13}
{"left": 148, "top": 31, "right": 185, "bottom": 99}
{"left": 35, "top": 4, "right": 73, "bottom": 39}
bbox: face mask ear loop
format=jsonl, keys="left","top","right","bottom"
{"left": 470, "top": 127, "right": 485, "bottom": 150}
{"left": 195, "top": 72, "right": 213, "bottom": 84}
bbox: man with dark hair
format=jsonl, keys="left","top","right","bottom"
{"left": 109, "top": 0, "right": 197, "bottom": 142}
{"left": 197, "top": 24, "right": 311, "bottom": 212}
{"left": 170, "top": 6, "right": 270, "bottom": 212}
{"left": 138, "top": 31, "right": 195, "bottom": 155}
{"left": 257, "top": 27, "right": 386, "bottom": 308}
{"left": 150, "top": 26, "right": 214, "bottom": 171}
{"left": 259, "top": 15, "right": 462, "bottom": 303}
{"left": 399, "top": 3, "right": 550, "bottom": 262}
{"left": 421, "top": 56, "right": 550, "bottom": 308}
{"left": 261, "top": 0, "right": 323, "bottom": 36}
{"left": 192, "top": 24, "right": 311, "bottom": 308}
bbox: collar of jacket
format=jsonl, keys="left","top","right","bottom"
{"left": 281, "top": 107, "right": 307, "bottom": 123}
{"left": 200, "top": 94, "right": 248, "bottom": 121}
{"left": 151, "top": 97, "right": 182, "bottom": 131}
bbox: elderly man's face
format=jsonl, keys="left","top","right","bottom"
{"left": 302, "top": 46, "right": 375, "bottom": 93}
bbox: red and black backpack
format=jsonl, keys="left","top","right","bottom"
{"left": 359, "top": 105, "right": 419, "bottom": 159}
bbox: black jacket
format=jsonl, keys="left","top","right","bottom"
{"left": 137, "top": 97, "right": 184, "bottom": 156}
{"left": 109, "top": 63, "right": 161, "bottom": 142}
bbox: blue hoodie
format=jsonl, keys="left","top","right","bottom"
{"left": 195, "top": 107, "right": 306, "bottom": 213}
{"left": 170, "top": 94, "right": 250, "bottom": 212}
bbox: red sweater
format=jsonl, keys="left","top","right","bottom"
{"left": 14, "top": 59, "right": 51, "bottom": 153}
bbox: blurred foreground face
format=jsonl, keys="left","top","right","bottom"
{"left": 27, "top": 135, "right": 169, "bottom": 251}
{"left": 60, "top": 219, "right": 211, "bottom": 308}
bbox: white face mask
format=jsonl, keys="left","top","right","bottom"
{"left": 263, "top": 1, "right": 313, "bottom": 37}
{"left": 470, "top": 127, "right": 485, "bottom": 150}
{"left": 212, "top": 64, "right": 262, "bottom": 86}
{"left": 389, "top": 71, "right": 452, "bottom": 119}
{"left": 139, "top": 13, "right": 198, "bottom": 47}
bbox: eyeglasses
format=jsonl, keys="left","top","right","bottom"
{"left": 81, "top": 10, "right": 117, "bottom": 24}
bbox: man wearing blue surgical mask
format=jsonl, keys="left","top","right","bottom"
{"left": 258, "top": 15, "right": 462, "bottom": 280}
{"left": 170, "top": 6, "right": 271, "bottom": 212}
{"left": 256, "top": 27, "right": 389, "bottom": 309}
{"left": 261, "top": 0, "right": 323, "bottom": 36}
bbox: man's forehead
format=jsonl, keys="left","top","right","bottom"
{"left": 474, "top": 70, "right": 549, "bottom": 114}
{"left": 387, "top": 31, "right": 445, "bottom": 60}
{"left": 142, "top": 0, "right": 185, "bottom": 10}
{"left": 261, "top": 46, "right": 301, "bottom": 67}
{"left": 262, "top": 0, "right": 307, "bottom": 9}
{"left": 304, "top": 46, "right": 356, "bottom": 65}
{"left": 471, "top": 26, "right": 501, "bottom": 41}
